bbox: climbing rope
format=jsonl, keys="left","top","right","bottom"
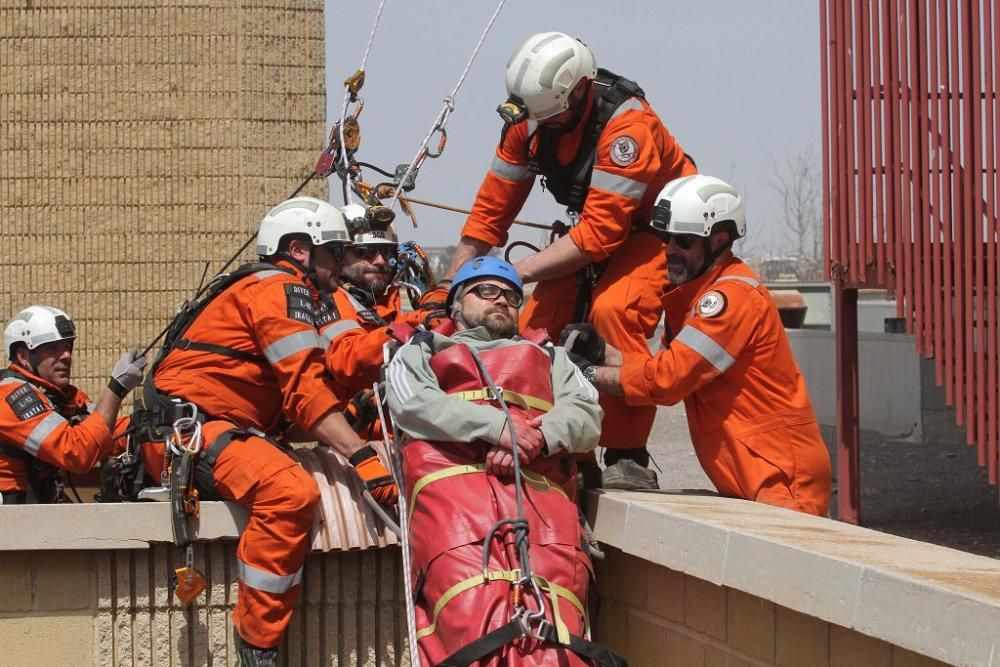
{"left": 337, "top": 0, "right": 387, "bottom": 205}
{"left": 374, "top": 381, "right": 421, "bottom": 661}
{"left": 386, "top": 0, "right": 508, "bottom": 215}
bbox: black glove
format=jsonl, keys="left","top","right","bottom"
{"left": 559, "top": 323, "right": 606, "bottom": 365}
{"left": 345, "top": 387, "right": 381, "bottom": 432}
{"left": 566, "top": 350, "right": 595, "bottom": 375}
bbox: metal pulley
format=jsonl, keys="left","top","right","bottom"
{"left": 344, "top": 68, "right": 366, "bottom": 100}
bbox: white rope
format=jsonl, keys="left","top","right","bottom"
{"left": 338, "top": 0, "right": 388, "bottom": 205}
{"left": 373, "top": 381, "right": 420, "bottom": 661}
{"left": 387, "top": 0, "right": 507, "bottom": 213}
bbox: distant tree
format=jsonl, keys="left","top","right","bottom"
{"left": 768, "top": 144, "right": 823, "bottom": 281}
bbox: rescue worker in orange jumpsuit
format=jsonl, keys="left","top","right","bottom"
{"left": 570, "top": 176, "right": 832, "bottom": 516}
{"left": 436, "top": 31, "right": 697, "bottom": 490}
{"left": 143, "top": 197, "right": 399, "bottom": 664}
{"left": 319, "top": 204, "right": 444, "bottom": 419}
{"left": 387, "top": 256, "right": 617, "bottom": 666}
{"left": 0, "top": 306, "right": 144, "bottom": 504}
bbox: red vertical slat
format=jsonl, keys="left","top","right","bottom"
{"left": 859, "top": 0, "right": 874, "bottom": 280}
{"left": 950, "top": 0, "right": 966, "bottom": 425}
{"left": 873, "top": 0, "right": 887, "bottom": 285}
{"left": 930, "top": 0, "right": 945, "bottom": 385}
{"left": 902, "top": 0, "right": 917, "bottom": 335}
{"left": 821, "top": 0, "right": 833, "bottom": 282}
{"left": 885, "top": 0, "right": 900, "bottom": 298}
{"left": 850, "top": 0, "right": 862, "bottom": 283}
{"left": 838, "top": 0, "right": 851, "bottom": 282}
{"left": 969, "top": 0, "right": 985, "bottom": 455}
{"left": 915, "top": 0, "right": 929, "bottom": 356}
{"left": 988, "top": 0, "right": 999, "bottom": 484}
{"left": 940, "top": 0, "right": 956, "bottom": 406}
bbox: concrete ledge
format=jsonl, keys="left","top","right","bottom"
{"left": 588, "top": 490, "right": 1000, "bottom": 666}
{"left": 0, "top": 502, "right": 248, "bottom": 550}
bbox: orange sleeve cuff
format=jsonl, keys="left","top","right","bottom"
{"left": 295, "top": 390, "right": 341, "bottom": 433}
{"left": 569, "top": 224, "right": 615, "bottom": 263}
{"left": 619, "top": 357, "right": 657, "bottom": 407}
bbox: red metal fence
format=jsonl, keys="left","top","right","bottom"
{"left": 821, "top": 0, "right": 999, "bottom": 521}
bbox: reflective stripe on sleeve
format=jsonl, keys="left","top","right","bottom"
{"left": 263, "top": 330, "right": 323, "bottom": 365}
{"left": 590, "top": 169, "right": 647, "bottom": 200}
{"left": 321, "top": 319, "right": 363, "bottom": 343}
{"left": 237, "top": 560, "right": 303, "bottom": 595}
{"left": 490, "top": 155, "right": 532, "bottom": 182}
{"left": 23, "top": 412, "right": 66, "bottom": 456}
{"left": 715, "top": 275, "right": 761, "bottom": 288}
{"left": 609, "top": 98, "right": 645, "bottom": 120}
{"left": 253, "top": 270, "right": 285, "bottom": 281}
{"left": 674, "top": 325, "right": 735, "bottom": 374}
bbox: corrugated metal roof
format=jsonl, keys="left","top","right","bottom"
{"left": 293, "top": 444, "right": 400, "bottom": 552}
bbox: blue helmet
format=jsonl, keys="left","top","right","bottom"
{"left": 447, "top": 256, "right": 523, "bottom": 310}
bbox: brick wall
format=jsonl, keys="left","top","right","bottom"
{"left": 0, "top": 544, "right": 409, "bottom": 666}
{"left": 0, "top": 1, "right": 329, "bottom": 392}
{"left": 593, "top": 547, "right": 949, "bottom": 667}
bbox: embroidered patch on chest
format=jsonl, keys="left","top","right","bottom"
{"left": 284, "top": 283, "right": 316, "bottom": 327}
{"left": 697, "top": 291, "right": 727, "bottom": 318}
{"left": 609, "top": 135, "right": 639, "bottom": 166}
{"left": 6, "top": 384, "right": 47, "bottom": 421}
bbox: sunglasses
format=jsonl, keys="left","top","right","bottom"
{"left": 351, "top": 245, "right": 396, "bottom": 261}
{"left": 468, "top": 282, "right": 524, "bottom": 308}
{"left": 659, "top": 233, "right": 700, "bottom": 250}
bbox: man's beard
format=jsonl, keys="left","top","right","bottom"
{"left": 464, "top": 308, "right": 518, "bottom": 340}
{"left": 341, "top": 263, "right": 388, "bottom": 296}
{"left": 667, "top": 255, "right": 704, "bottom": 285}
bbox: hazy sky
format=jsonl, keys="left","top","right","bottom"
{"left": 324, "top": 0, "right": 821, "bottom": 253}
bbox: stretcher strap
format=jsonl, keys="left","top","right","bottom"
{"left": 408, "top": 464, "right": 568, "bottom": 522}
{"left": 440, "top": 621, "right": 629, "bottom": 667}
{"left": 448, "top": 388, "right": 553, "bottom": 413}
{"left": 414, "top": 569, "right": 585, "bottom": 644}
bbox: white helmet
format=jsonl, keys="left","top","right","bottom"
{"left": 504, "top": 32, "right": 597, "bottom": 120}
{"left": 256, "top": 196, "right": 350, "bottom": 257}
{"left": 4, "top": 305, "right": 76, "bottom": 361}
{"left": 650, "top": 175, "right": 747, "bottom": 239}
{"left": 341, "top": 203, "right": 399, "bottom": 246}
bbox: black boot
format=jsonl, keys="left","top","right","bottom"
{"left": 233, "top": 628, "right": 278, "bottom": 667}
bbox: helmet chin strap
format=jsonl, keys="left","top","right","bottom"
{"left": 275, "top": 249, "right": 321, "bottom": 292}
{"left": 691, "top": 236, "right": 732, "bottom": 281}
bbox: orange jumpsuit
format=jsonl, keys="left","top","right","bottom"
{"left": 618, "top": 253, "right": 832, "bottom": 516}
{"left": 463, "top": 87, "right": 696, "bottom": 449}
{"left": 154, "top": 259, "right": 340, "bottom": 648}
{"left": 319, "top": 285, "right": 428, "bottom": 399}
{"left": 0, "top": 364, "right": 120, "bottom": 501}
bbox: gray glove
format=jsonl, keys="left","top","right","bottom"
{"left": 108, "top": 349, "right": 147, "bottom": 398}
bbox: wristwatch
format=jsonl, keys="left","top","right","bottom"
{"left": 582, "top": 365, "right": 598, "bottom": 385}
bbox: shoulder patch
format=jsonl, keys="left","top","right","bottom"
{"left": 6, "top": 383, "right": 47, "bottom": 421}
{"left": 609, "top": 135, "right": 639, "bottom": 167}
{"left": 697, "top": 291, "right": 727, "bottom": 318}
{"left": 284, "top": 283, "right": 316, "bottom": 327}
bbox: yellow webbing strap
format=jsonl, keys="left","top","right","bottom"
{"left": 408, "top": 465, "right": 569, "bottom": 521}
{"left": 449, "top": 388, "right": 554, "bottom": 413}
{"left": 414, "top": 569, "right": 586, "bottom": 645}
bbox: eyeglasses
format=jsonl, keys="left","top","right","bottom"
{"left": 468, "top": 282, "right": 524, "bottom": 308}
{"left": 351, "top": 245, "right": 396, "bottom": 261}
{"left": 659, "top": 233, "right": 700, "bottom": 250}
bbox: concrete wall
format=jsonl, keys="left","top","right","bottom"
{"left": 787, "top": 329, "right": 966, "bottom": 441}
{"left": 594, "top": 547, "right": 947, "bottom": 667}
{"left": 588, "top": 491, "right": 1000, "bottom": 667}
{"left": 0, "top": 503, "right": 408, "bottom": 667}
{"left": 0, "top": 1, "right": 328, "bottom": 389}
{"left": 0, "top": 545, "right": 407, "bottom": 667}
